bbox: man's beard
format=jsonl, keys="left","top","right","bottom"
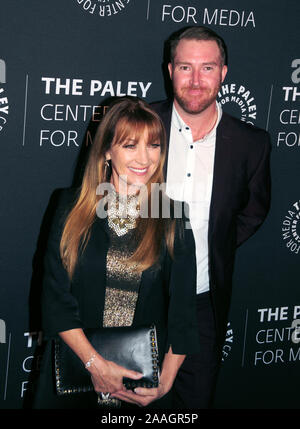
{"left": 173, "top": 84, "right": 221, "bottom": 115}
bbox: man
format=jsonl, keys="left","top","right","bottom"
{"left": 151, "top": 26, "right": 271, "bottom": 408}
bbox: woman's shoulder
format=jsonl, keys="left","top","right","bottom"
{"left": 52, "top": 187, "right": 80, "bottom": 213}
{"left": 48, "top": 187, "right": 80, "bottom": 231}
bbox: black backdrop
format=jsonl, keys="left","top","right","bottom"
{"left": 0, "top": 0, "right": 299, "bottom": 410}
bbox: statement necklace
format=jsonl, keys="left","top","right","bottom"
{"left": 106, "top": 189, "right": 140, "bottom": 236}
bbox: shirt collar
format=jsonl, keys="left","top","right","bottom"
{"left": 171, "top": 101, "right": 223, "bottom": 141}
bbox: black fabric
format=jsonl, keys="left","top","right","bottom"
{"left": 172, "top": 292, "right": 221, "bottom": 409}
{"left": 41, "top": 188, "right": 199, "bottom": 355}
{"left": 55, "top": 325, "right": 159, "bottom": 395}
{"left": 33, "top": 188, "right": 200, "bottom": 409}
{"left": 151, "top": 100, "right": 271, "bottom": 348}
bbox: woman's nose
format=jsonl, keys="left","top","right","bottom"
{"left": 136, "top": 145, "right": 149, "bottom": 165}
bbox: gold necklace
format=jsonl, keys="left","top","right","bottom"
{"left": 106, "top": 190, "right": 140, "bottom": 236}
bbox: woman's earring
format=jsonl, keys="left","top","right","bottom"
{"left": 104, "top": 159, "right": 110, "bottom": 178}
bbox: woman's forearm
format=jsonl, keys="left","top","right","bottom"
{"left": 58, "top": 328, "right": 143, "bottom": 394}
{"left": 159, "top": 346, "right": 186, "bottom": 394}
{"left": 59, "top": 328, "right": 100, "bottom": 365}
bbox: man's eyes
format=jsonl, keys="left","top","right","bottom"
{"left": 177, "top": 65, "right": 215, "bottom": 72}
{"left": 178, "top": 65, "right": 191, "bottom": 71}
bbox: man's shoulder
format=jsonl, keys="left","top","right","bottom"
{"left": 220, "top": 111, "right": 269, "bottom": 139}
{"left": 219, "top": 112, "right": 271, "bottom": 157}
{"left": 150, "top": 99, "right": 172, "bottom": 114}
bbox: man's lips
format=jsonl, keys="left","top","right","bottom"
{"left": 186, "top": 87, "right": 206, "bottom": 95}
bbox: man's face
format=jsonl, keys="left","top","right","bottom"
{"left": 168, "top": 39, "right": 227, "bottom": 116}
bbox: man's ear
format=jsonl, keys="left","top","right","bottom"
{"left": 221, "top": 65, "right": 228, "bottom": 83}
{"left": 168, "top": 62, "right": 173, "bottom": 80}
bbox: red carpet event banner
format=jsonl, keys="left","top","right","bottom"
{"left": 0, "top": 0, "right": 299, "bottom": 410}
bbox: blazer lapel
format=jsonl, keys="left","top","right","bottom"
{"left": 157, "top": 101, "right": 232, "bottom": 248}
{"left": 208, "top": 113, "right": 232, "bottom": 245}
{"left": 79, "top": 215, "right": 110, "bottom": 324}
{"left": 156, "top": 100, "right": 173, "bottom": 180}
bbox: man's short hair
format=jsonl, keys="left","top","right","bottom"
{"left": 168, "top": 26, "right": 228, "bottom": 66}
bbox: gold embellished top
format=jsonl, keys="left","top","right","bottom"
{"left": 102, "top": 191, "right": 141, "bottom": 328}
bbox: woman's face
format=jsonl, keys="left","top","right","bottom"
{"left": 106, "top": 128, "right": 161, "bottom": 194}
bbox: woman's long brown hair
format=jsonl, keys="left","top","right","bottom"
{"left": 60, "top": 97, "right": 176, "bottom": 279}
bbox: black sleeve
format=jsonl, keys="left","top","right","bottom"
{"left": 165, "top": 202, "right": 200, "bottom": 355}
{"left": 41, "top": 188, "right": 84, "bottom": 339}
{"left": 236, "top": 131, "right": 272, "bottom": 247}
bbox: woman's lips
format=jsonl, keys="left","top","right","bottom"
{"left": 128, "top": 167, "right": 148, "bottom": 175}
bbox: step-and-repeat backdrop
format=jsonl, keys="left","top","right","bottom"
{"left": 0, "top": 0, "right": 299, "bottom": 409}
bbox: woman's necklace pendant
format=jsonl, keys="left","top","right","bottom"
{"left": 107, "top": 190, "right": 140, "bottom": 236}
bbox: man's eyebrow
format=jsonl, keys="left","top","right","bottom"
{"left": 174, "top": 61, "right": 219, "bottom": 66}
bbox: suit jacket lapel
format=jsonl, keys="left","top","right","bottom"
{"left": 156, "top": 101, "right": 231, "bottom": 246}
{"left": 155, "top": 100, "right": 172, "bottom": 180}
{"left": 208, "top": 113, "right": 231, "bottom": 245}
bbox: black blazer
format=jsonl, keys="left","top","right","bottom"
{"left": 41, "top": 187, "right": 200, "bottom": 360}
{"left": 151, "top": 100, "right": 272, "bottom": 346}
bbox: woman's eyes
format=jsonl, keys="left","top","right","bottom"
{"left": 122, "top": 143, "right": 161, "bottom": 149}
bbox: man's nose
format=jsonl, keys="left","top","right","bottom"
{"left": 191, "top": 69, "right": 201, "bottom": 87}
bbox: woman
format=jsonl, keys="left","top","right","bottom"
{"left": 33, "top": 97, "right": 199, "bottom": 409}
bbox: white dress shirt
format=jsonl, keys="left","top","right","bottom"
{"left": 166, "top": 102, "right": 222, "bottom": 294}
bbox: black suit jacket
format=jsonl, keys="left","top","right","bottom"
{"left": 151, "top": 100, "right": 271, "bottom": 346}
{"left": 42, "top": 187, "right": 200, "bottom": 360}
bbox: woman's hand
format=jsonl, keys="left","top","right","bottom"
{"left": 111, "top": 383, "right": 168, "bottom": 407}
{"left": 58, "top": 329, "right": 143, "bottom": 395}
{"left": 58, "top": 329, "right": 185, "bottom": 405}
{"left": 111, "top": 346, "right": 186, "bottom": 407}
{"left": 87, "top": 355, "right": 143, "bottom": 394}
